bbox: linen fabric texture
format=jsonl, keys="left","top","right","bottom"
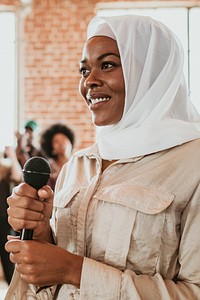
{"left": 5, "top": 140, "right": 200, "bottom": 299}
{"left": 50, "top": 140, "right": 200, "bottom": 298}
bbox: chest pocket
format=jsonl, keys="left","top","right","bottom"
{"left": 91, "top": 184, "right": 174, "bottom": 273}
{"left": 53, "top": 186, "right": 84, "bottom": 251}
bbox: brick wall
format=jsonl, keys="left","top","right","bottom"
{"left": 0, "top": 0, "right": 192, "bottom": 150}
{"left": 22, "top": 0, "right": 98, "bottom": 151}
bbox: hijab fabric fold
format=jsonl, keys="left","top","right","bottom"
{"left": 87, "top": 15, "right": 200, "bottom": 160}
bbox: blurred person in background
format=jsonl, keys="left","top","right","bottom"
{"left": 0, "top": 146, "right": 22, "bottom": 284}
{"left": 15, "top": 120, "right": 42, "bottom": 168}
{"left": 40, "top": 123, "right": 75, "bottom": 190}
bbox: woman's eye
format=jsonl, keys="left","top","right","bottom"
{"left": 79, "top": 67, "right": 90, "bottom": 76}
{"left": 102, "top": 62, "right": 115, "bottom": 70}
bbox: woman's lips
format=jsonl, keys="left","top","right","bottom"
{"left": 87, "top": 92, "right": 111, "bottom": 103}
{"left": 89, "top": 97, "right": 111, "bottom": 110}
{"left": 89, "top": 97, "right": 110, "bottom": 104}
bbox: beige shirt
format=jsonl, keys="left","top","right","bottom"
{"left": 52, "top": 139, "right": 200, "bottom": 299}
{"left": 5, "top": 139, "right": 200, "bottom": 299}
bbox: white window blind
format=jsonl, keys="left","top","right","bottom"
{"left": 0, "top": 12, "right": 16, "bottom": 151}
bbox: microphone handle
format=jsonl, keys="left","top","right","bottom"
{"left": 20, "top": 228, "right": 34, "bottom": 240}
{"left": 20, "top": 181, "right": 44, "bottom": 240}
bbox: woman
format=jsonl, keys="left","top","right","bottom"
{"left": 5, "top": 15, "right": 200, "bottom": 299}
{"left": 40, "top": 123, "right": 75, "bottom": 190}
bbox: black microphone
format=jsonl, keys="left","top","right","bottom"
{"left": 20, "top": 156, "right": 51, "bottom": 240}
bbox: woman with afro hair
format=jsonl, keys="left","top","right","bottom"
{"left": 40, "top": 123, "right": 75, "bottom": 190}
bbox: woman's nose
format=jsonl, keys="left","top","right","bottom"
{"left": 84, "top": 70, "right": 102, "bottom": 89}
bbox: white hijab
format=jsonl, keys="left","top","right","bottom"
{"left": 86, "top": 15, "right": 200, "bottom": 160}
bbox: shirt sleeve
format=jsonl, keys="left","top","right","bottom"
{"left": 80, "top": 183, "right": 200, "bottom": 300}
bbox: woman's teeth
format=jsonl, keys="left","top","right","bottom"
{"left": 90, "top": 97, "right": 110, "bottom": 104}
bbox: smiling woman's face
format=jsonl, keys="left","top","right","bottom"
{"left": 79, "top": 36, "right": 125, "bottom": 126}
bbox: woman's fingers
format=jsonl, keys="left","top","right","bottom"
{"left": 7, "top": 190, "right": 44, "bottom": 232}
{"left": 7, "top": 235, "right": 20, "bottom": 241}
{"left": 12, "top": 182, "right": 39, "bottom": 198}
{"left": 7, "top": 182, "right": 54, "bottom": 238}
{"left": 8, "top": 202, "right": 44, "bottom": 220}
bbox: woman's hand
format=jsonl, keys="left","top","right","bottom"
{"left": 5, "top": 239, "right": 83, "bottom": 288}
{"left": 7, "top": 183, "right": 54, "bottom": 241}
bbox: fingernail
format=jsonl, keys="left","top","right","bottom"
{"left": 40, "top": 190, "right": 48, "bottom": 197}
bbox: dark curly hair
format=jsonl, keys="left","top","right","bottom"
{"left": 40, "top": 123, "right": 75, "bottom": 159}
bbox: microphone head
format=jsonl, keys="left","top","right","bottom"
{"left": 23, "top": 156, "right": 51, "bottom": 190}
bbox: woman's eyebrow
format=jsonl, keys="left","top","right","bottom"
{"left": 97, "top": 52, "right": 120, "bottom": 61}
{"left": 80, "top": 52, "right": 120, "bottom": 64}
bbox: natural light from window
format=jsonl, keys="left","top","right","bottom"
{"left": 0, "top": 12, "right": 16, "bottom": 152}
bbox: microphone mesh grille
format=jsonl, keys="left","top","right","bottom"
{"left": 23, "top": 156, "right": 51, "bottom": 190}
{"left": 23, "top": 156, "right": 51, "bottom": 173}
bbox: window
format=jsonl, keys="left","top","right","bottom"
{"left": 0, "top": 11, "right": 16, "bottom": 151}
{"left": 97, "top": 3, "right": 200, "bottom": 112}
